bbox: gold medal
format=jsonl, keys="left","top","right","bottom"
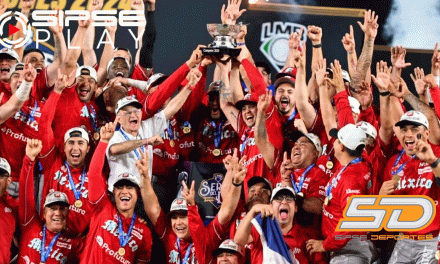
{"left": 118, "top": 247, "right": 125, "bottom": 256}
{"left": 183, "top": 127, "right": 191, "bottom": 134}
{"left": 170, "top": 140, "right": 175, "bottom": 147}
{"left": 326, "top": 161, "right": 334, "bottom": 170}
{"left": 74, "top": 200, "right": 83, "bottom": 208}
{"left": 324, "top": 197, "right": 329, "bottom": 206}
{"left": 213, "top": 149, "right": 221, "bottom": 156}
{"left": 297, "top": 192, "right": 303, "bottom": 197}
{"left": 94, "top": 132, "right": 100, "bottom": 141}
{"left": 436, "top": 250, "right": 440, "bottom": 260}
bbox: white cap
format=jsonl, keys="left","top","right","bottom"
{"left": 145, "top": 73, "right": 167, "bottom": 91}
{"left": 348, "top": 96, "right": 360, "bottom": 114}
{"left": 76, "top": 66, "right": 98, "bottom": 83}
{"left": 64, "top": 127, "right": 90, "bottom": 143}
{"left": 0, "top": 48, "right": 20, "bottom": 61}
{"left": 356, "top": 121, "right": 377, "bottom": 140}
{"left": 288, "top": 131, "right": 322, "bottom": 156}
{"left": 270, "top": 185, "right": 296, "bottom": 202}
{"left": 112, "top": 172, "right": 141, "bottom": 192}
{"left": 330, "top": 123, "right": 366, "bottom": 151}
{"left": 0, "top": 158, "right": 11, "bottom": 175}
{"left": 170, "top": 198, "right": 188, "bottom": 213}
{"left": 395, "top": 110, "right": 429, "bottom": 129}
{"left": 115, "top": 96, "right": 142, "bottom": 113}
{"left": 212, "top": 239, "right": 244, "bottom": 256}
{"left": 342, "top": 70, "right": 351, "bottom": 83}
{"left": 9, "top": 63, "right": 24, "bottom": 77}
{"left": 107, "top": 56, "right": 131, "bottom": 73}
{"left": 43, "top": 191, "right": 70, "bottom": 208}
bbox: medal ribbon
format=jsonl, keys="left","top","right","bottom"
{"left": 287, "top": 108, "right": 297, "bottom": 122}
{"left": 291, "top": 164, "right": 314, "bottom": 194}
{"left": 211, "top": 121, "right": 223, "bottom": 149}
{"left": 118, "top": 128, "right": 146, "bottom": 159}
{"left": 29, "top": 100, "right": 38, "bottom": 122}
{"left": 325, "top": 157, "right": 362, "bottom": 198}
{"left": 391, "top": 149, "right": 415, "bottom": 176}
{"left": 118, "top": 213, "right": 137, "bottom": 248}
{"left": 167, "top": 120, "right": 174, "bottom": 141}
{"left": 176, "top": 238, "right": 193, "bottom": 264}
{"left": 86, "top": 104, "right": 99, "bottom": 134}
{"left": 40, "top": 225, "right": 61, "bottom": 263}
{"left": 65, "top": 161, "right": 86, "bottom": 201}
{"left": 240, "top": 129, "right": 250, "bottom": 156}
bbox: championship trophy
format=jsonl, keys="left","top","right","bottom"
{"left": 202, "top": 24, "right": 241, "bottom": 59}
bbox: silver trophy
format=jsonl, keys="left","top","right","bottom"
{"left": 202, "top": 24, "right": 241, "bottom": 58}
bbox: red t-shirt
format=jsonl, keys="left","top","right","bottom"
{"left": 0, "top": 194, "right": 17, "bottom": 263}
{"left": 155, "top": 204, "right": 229, "bottom": 264}
{"left": 130, "top": 64, "right": 150, "bottom": 82}
{"left": 249, "top": 221, "right": 327, "bottom": 264}
{"left": 383, "top": 144, "right": 440, "bottom": 236}
{"left": 321, "top": 160, "right": 371, "bottom": 251}
{"left": 291, "top": 165, "right": 327, "bottom": 201}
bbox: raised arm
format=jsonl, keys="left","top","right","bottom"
{"left": 255, "top": 91, "right": 276, "bottom": 169}
{"left": 81, "top": 0, "right": 103, "bottom": 68}
{"left": 12, "top": 0, "right": 35, "bottom": 59}
{"left": 137, "top": 151, "right": 162, "bottom": 226}
{"left": 96, "top": 23, "right": 118, "bottom": 86}
{"left": 218, "top": 60, "right": 239, "bottom": 131}
{"left": 283, "top": 29, "right": 302, "bottom": 70}
{"left": 162, "top": 68, "right": 201, "bottom": 119}
{"left": 350, "top": 10, "right": 378, "bottom": 90}
{"left": 46, "top": 13, "right": 67, "bottom": 87}
{"left": 307, "top": 26, "right": 323, "bottom": 103}
{"left": 411, "top": 67, "right": 430, "bottom": 105}
{"left": 390, "top": 46, "right": 412, "bottom": 84}
{"left": 341, "top": 25, "right": 357, "bottom": 78}
{"left": 316, "top": 59, "right": 337, "bottom": 138}
{"left": 138, "top": 0, "right": 155, "bottom": 76}
{"left": 18, "top": 139, "right": 42, "bottom": 225}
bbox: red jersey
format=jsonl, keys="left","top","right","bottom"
{"left": 51, "top": 85, "right": 101, "bottom": 151}
{"left": 316, "top": 138, "right": 340, "bottom": 179}
{"left": 130, "top": 64, "right": 150, "bottom": 82}
{"left": 18, "top": 155, "right": 83, "bottom": 264}
{"left": 383, "top": 144, "right": 440, "bottom": 236}
{"left": 155, "top": 204, "right": 229, "bottom": 264}
{"left": 249, "top": 221, "right": 327, "bottom": 264}
{"left": 321, "top": 159, "right": 371, "bottom": 251}
{"left": 80, "top": 198, "right": 152, "bottom": 264}
{"left": 0, "top": 194, "right": 17, "bottom": 263}
{"left": 291, "top": 165, "right": 327, "bottom": 201}
{"left": 31, "top": 67, "right": 53, "bottom": 103}
{"left": 0, "top": 83, "right": 43, "bottom": 181}
{"left": 194, "top": 112, "right": 238, "bottom": 163}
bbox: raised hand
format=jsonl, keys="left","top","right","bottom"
{"left": 257, "top": 90, "right": 272, "bottom": 113}
{"left": 414, "top": 137, "right": 437, "bottom": 164}
{"left": 225, "top": 0, "right": 246, "bottom": 24}
{"left": 280, "top": 151, "right": 293, "bottom": 185}
{"left": 100, "top": 116, "right": 120, "bottom": 143}
{"left": 186, "top": 68, "right": 203, "bottom": 87}
{"left": 54, "top": 69, "right": 69, "bottom": 94}
{"left": 431, "top": 43, "right": 440, "bottom": 76}
{"left": 315, "top": 58, "right": 328, "bottom": 87}
{"left": 307, "top": 25, "right": 322, "bottom": 45}
{"left": 147, "top": 135, "right": 163, "bottom": 146}
{"left": 89, "top": 0, "right": 103, "bottom": 11}
{"left": 390, "top": 46, "right": 411, "bottom": 69}
{"left": 236, "top": 24, "right": 247, "bottom": 43}
{"left": 187, "top": 45, "right": 205, "bottom": 68}
{"left": 223, "top": 148, "right": 238, "bottom": 172}
{"left": 293, "top": 41, "right": 306, "bottom": 69}
{"left": 231, "top": 153, "right": 246, "bottom": 186}
{"left": 371, "top": 60, "right": 392, "bottom": 92}
{"left": 250, "top": 204, "right": 274, "bottom": 218}
{"left": 130, "top": 0, "right": 144, "bottom": 10}
{"left": 423, "top": 73, "right": 438, "bottom": 89}
{"left": 136, "top": 151, "right": 150, "bottom": 183}
{"left": 289, "top": 28, "right": 303, "bottom": 50}
{"left": 78, "top": 15, "right": 92, "bottom": 28}
{"left": 341, "top": 25, "right": 355, "bottom": 52}
{"left": 20, "top": 0, "right": 35, "bottom": 12}
{"left": 357, "top": 9, "right": 378, "bottom": 39}
{"left": 105, "top": 20, "right": 117, "bottom": 34}
{"left": 48, "top": 10, "right": 63, "bottom": 34}
{"left": 23, "top": 63, "right": 37, "bottom": 83}
{"left": 182, "top": 180, "right": 196, "bottom": 206}
{"left": 328, "top": 60, "right": 344, "bottom": 93}
{"left": 410, "top": 67, "right": 428, "bottom": 97}
{"left": 379, "top": 180, "right": 397, "bottom": 195}
{"left": 26, "top": 138, "right": 42, "bottom": 161}
{"left": 389, "top": 77, "right": 410, "bottom": 98}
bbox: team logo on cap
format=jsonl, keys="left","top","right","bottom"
{"left": 407, "top": 111, "right": 414, "bottom": 117}
{"left": 0, "top": 11, "right": 31, "bottom": 48}
{"left": 260, "top": 21, "right": 307, "bottom": 72}
{"left": 121, "top": 173, "right": 129, "bottom": 178}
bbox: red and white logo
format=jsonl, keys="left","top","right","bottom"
{"left": 0, "top": 11, "right": 31, "bottom": 48}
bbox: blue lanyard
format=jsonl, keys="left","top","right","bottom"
{"left": 40, "top": 225, "right": 61, "bottom": 263}
{"left": 391, "top": 149, "right": 414, "bottom": 175}
{"left": 211, "top": 121, "right": 224, "bottom": 148}
{"left": 29, "top": 100, "right": 38, "bottom": 122}
{"left": 167, "top": 120, "right": 174, "bottom": 141}
{"left": 85, "top": 104, "right": 99, "bottom": 133}
{"left": 118, "top": 213, "right": 137, "bottom": 248}
{"left": 176, "top": 238, "right": 193, "bottom": 264}
{"left": 287, "top": 108, "right": 297, "bottom": 122}
{"left": 240, "top": 129, "right": 250, "bottom": 156}
{"left": 291, "top": 164, "right": 314, "bottom": 194}
{"left": 118, "top": 128, "right": 145, "bottom": 159}
{"left": 65, "top": 161, "right": 86, "bottom": 201}
{"left": 325, "top": 157, "right": 362, "bottom": 197}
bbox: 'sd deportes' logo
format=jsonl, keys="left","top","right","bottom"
{"left": 260, "top": 22, "right": 307, "bottom": 72}
{"left": 336, "top": 195, "right": 436, "bottom": 232}
{"left": 0, "top": 11, "right": 31, "bottom": 48}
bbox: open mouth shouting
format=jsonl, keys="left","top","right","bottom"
{"left": 404, "top": 138, "right": 415, "bottom": 151}
{"left": 279, "top": 206, "right": 290, "bottom": 222}
{"left": 120, "top": 195, "right": 132, "bottom": 206}
{"left": 0, "top": 65, "right": 10, "bottom": 75}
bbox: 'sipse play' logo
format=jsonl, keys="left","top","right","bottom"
{"left": 336, "top": 195, "right": 436, "bottom": 232}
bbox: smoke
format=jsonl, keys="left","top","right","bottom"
{"left": 383, "top": 0, "right": 440, "bottom": 49}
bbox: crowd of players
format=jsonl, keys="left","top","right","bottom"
{"left": 1, "top": 0, "right": 440, "bottom": 263}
